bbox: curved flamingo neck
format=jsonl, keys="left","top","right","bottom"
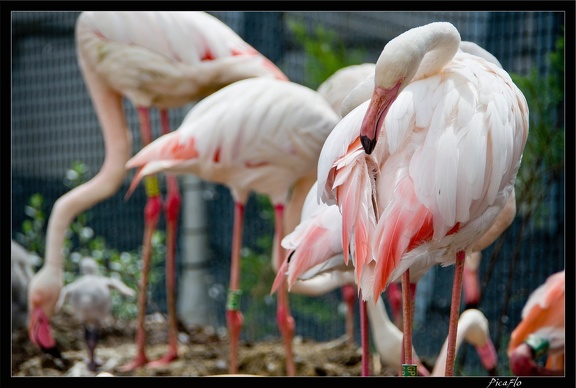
{"left": 376, "top": 22, "right": 461, "bottom": 90}
{"left": 43, "top": 60, "right": 131, "bottom": 273}
{"left": 431, "top": 318, "right": 473, "bottom": 376}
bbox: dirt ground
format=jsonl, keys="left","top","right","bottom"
{"left": 12, "top": 309, "right": 416, "bottom": 377}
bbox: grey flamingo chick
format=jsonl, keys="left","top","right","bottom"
{"left": 56, "top": 257, "right": 135, "bottom": 372}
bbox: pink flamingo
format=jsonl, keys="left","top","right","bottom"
{"left": 27, "top": 10, "right": 288, "bottom": 372}
{"left": 382, "top": 40, "right": 514, "bottom": 328}
{"left": 280, "top": 41, "right": 518, "bottom": 374}
{"left": 507, "top": 270, "right": 564, "bottom": 376}
{"left": 125, "top": 77, "right": 340, "bottom": 375}
{"left": 276, "top": 48, "right": 515, "bottom": 374}
{"left": 316, "top": 21, "right": 528, "bottom": 376}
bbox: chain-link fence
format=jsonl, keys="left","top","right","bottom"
{"left": 11, "top": 11, "right": 565, "bottom": 376}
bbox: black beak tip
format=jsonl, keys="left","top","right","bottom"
{"left": 42, "top": 344, "right": 64, "bottom": 360}
{"left": 360, "top": 135, "right": 376, "bottom": 155}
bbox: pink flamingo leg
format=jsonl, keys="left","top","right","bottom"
{"left": 445, "top": 250, "right": 466, "bottom": 376}
{"left": 273, "top": 204, "right": 296, "bottom": 376}
{"left": 402, "top": 271, "right": 412, "bottom": 365}
{"left": 119, "top": 185, "right": 161, "bottom": 371}
{"left": 119, "top": 107, "right": 162, "bottom": 371}
{"left": 359, "top": 294, "right": 370, "bottom": 376}
{"left": 400, "top": 270, "right": 419, "bottom": 377}
{"left": 398, "top": 278, "right": 416, "bottom": 376}
{"left": 341, "top": 284, "right": 357, "bottom": 345}
{"left": 147, "top": 109, "right": 181, "bottom": 367}
{"left": 226, "top": 202, "right": 245, "bottom": 374}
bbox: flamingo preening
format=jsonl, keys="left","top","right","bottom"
{"left": 316, "top": 22, "right": 528, "bottom": 376}
{"left": 274, "top": 35, "right": 522, "bottom": 376}
{"left": 27, "top": 10, "right": 288, "bottom": 373}
{"left": 381, "top": 40, "right": 515, "bottom": 328}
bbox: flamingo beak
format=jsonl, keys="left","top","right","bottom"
{"left": 271, "top": 250, "right": 293, "bottom": 294}
{"left": 28, "top": 306, "right": 63, "bottom": 359}
{"left": 475, "top": 339, "right": 498, "bottom": 375}
{"left": 359, "top": 80, "right": 402, "bottom": 155}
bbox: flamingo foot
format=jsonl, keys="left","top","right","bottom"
{"left": 117, "top": 354, "right": 149, "bottom": 372}
{"left": 417, "top": 364, "right": 431, "bottom": 376}
{"left": 85, "top": 357, "right": 103, "bottom": 372}
{"left": 277, "top": 303, "right": 296, "bottom": 376}
{"left": 146, "top": 351, "right": 178, "bottom": 368}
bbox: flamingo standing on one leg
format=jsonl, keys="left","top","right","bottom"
{"left": 27, "top": 10, "right": 288, "bottom": 373}
{"left": 55, "top": 257, "right": 136, "bottom": 372}
{"left": 507, "top": 270, "right": 565, "bottom": 376}
{"left": 316, "top": 22, "right": 528, "bottom": 376}
{"left": 126, "top": 77, "right": 340, "bottom": 376}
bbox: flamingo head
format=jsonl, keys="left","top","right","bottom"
{"left": 360, "top": 22, "right": 461, "bottom": 155}
{"left": 474, "top": 335, "right": 499, "bottom": 375}
{"left": 508, "top": 341, "right": 561, "bottom": 376}
{"left": 28, "top": 305, "right": 62, "bottom": 359}
{"left": 27, "top": 269, "right": 63, "bottom": 359}
{"left": 460, "top": 309, "right": 499, "bottom": 374}
{"left": 359, "top": 79, "right": 402, "bottom": 155}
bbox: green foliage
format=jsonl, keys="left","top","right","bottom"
{"left": 240, "top": 234, "right": 275, "bottom": 297}
{"left": 19, "top": 193, "right": 46, "bottom": 257}
{"left": 510, "top": 32, "right": 564, "bottom": 226}
{"left": 17, "top": 161, "right": 165, "bottom": 320}
{"left": 238, "top": 234, "right": 278, "bottom": 338}
{"left": 288, "top": 19, "right": 367, "bottom": 89}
